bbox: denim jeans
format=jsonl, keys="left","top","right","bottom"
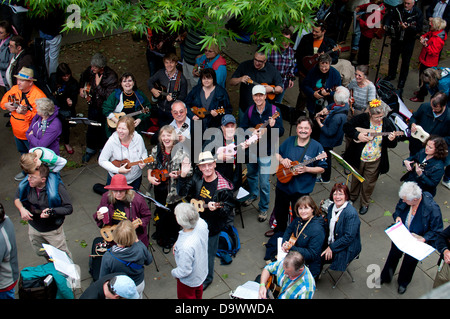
{"left": 246, "top": 155, "right": 272, "bottom": 212}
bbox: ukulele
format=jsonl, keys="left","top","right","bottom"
{"left": 254, "top": 111, "right": 280, "bottom": 131}
{"left": 151, "top": 81, "right": 179, "bottom": 101}
{"left": 83, "top": 83, "right": 92, "bottom": 104}
{"left": 216, "top": 134, "right": 259, "bottom": 157}
{"left": 107, "top": 107, "right": 151, "bottom": 128}
{"left": 302, "top": 45, "right": 350, "bottom": 71}
{"left": 111, "top": 156, "right": 155, "bottom": 169}
{"left": 245, "top": 78, "right": 276, "bottom": 100}
{"left": 8, "top": 94, "right": 20, "bottom": 108}
{"left": 100, "top": 218, "right": 143, "bottom": 242}
{"left": 190, "top": 199, "right": 224, "bottom": 213}
{"left": 411, "top": 125, "right": 429, "bottom": 143}
{"left": 150, "top": 169, "right": 180, "bottom": 182}
{"left": 353, "top": 127, "right": 404, "bottom": 143}
{"left": 276, "top": 152, "right": 328, "bottom": 184}
{"left": 191, "top": 106, "right": 225, "bottom": 119}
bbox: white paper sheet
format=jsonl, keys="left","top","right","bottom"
{"left": 231, "top": 281, "right": 260, "bottom": 299}
{"left": 277, "top": 237, "right": 287, "bottom": 261}
{"left": 42, "top": 244, "right": 80, "bottom": 280}
{"left": 385, "top": 222, "right": 435, "bottom": 261}
{"left": 236, "top": 187, "right": 250, "bottom": 199}
{"left": 398, "top": 96, "right": 412, "bottom": 119}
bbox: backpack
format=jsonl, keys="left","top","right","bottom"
{"left": 375, "top": 79, "right": 400, "bottom": 114}
{"left": 216, "top": 225, "right": 240, "bottom": 264}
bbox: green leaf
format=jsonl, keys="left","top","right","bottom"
{"left": 384, "top": 211, "right": 392, "bottom": 216}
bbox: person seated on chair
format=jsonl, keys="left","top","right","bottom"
{"left": 280, "top": 196, "right": 326, "bottom": 279}
{"left": 177, "top": 151, "right": 234, "bottom": 290}
{"left": 14, "top": 164, "right": 73, "bottom": 260}
{"left": 93, "top": 174, "right": 152, "bottom": 247}
{"left": 99, "top": 220, "right": 153, "bottom": 299}
{"left": 402, "top": 135, "right": 447, "bottom": 197}
{"left": 321, "top": 183, "right": 361, "bottom": 273}
{"left": 79, "top": 273, "right": 140, "bottom": 299}
{"left": 258, "top": 250, "right": 316, "bottom": 299}
{"left": 98, "top": 116, "right": 149, "bottom": 193}
{"left": 147, "top": 125, "right": 192, "bottom": 251}
{"left": 380, "top": 181, "right": 443, "bottom": 294}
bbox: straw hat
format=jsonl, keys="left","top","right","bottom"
{"left": 197, "top": 151, "right": 216, "bottom": 165}
{"left": 14, "top": 67, "right": 37, "bottom": 81}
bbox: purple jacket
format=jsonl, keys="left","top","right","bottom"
{"left": 94, "top": 192, "right": 152, "bottom": 247}
{"left": 26, "top": 106, "right": 62, "bottom": 155}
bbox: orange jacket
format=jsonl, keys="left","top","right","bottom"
{"left": 1, "top": 84, "right": 47, "bottom": 140}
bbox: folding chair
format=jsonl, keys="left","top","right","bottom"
{"left": 323, "top": 255, "right": 359, "bottom": 289}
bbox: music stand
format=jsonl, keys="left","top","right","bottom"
{"left": 329, "top": 150, "right": 365, "bottom": 185}
{"left": 66, "top": 117, "right": 104, "bottom": 187}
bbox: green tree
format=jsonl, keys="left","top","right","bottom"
{"left": 20, "top": 0, "right": 324, "bottom": 53}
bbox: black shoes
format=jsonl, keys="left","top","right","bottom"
{"left": 359, "top": 206, "right": 369, "bottom": 215}
{"left": 398, "top": 285, "right": 407, "bottom": 294}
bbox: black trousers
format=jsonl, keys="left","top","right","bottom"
{"left": 380, "top": 242, "right": 419, "bottom": 288}
{"left": 388, "top": 39, "right": 416, "bottom": 83}
{"left": 273, "top": 187, "right": 307, "bottom": 233}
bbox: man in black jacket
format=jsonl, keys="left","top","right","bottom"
{"left": 384, "top": 0, "right": 423, "bottom": 89}
{"left": 177, "top": 151, "right": 234, "bottom": 290}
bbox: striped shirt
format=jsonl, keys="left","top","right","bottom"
{"left": 347, "top": 79, "right": 376, "bottom": 110}
{"left": 265, "top": 260, "right": 316, "bottom": 299}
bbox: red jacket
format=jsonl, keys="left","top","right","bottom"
{"left": 419, "top": 29, "right": 447, "bottom": 67}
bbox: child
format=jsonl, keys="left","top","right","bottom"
{"left": 20, "top": 147, "right": 67, "bottom": 174}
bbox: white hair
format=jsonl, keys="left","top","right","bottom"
{"left": 398, "top": 182, "right": 422, "bottom": 201}
{"left": 334, "top": 86, "right": 350, "bottom": 105}
{"left": 174, "top": 203, "right": 199, "bottom": 229}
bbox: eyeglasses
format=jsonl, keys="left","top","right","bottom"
{"left": 254, "top": 58, "right": 266, "bottom": 64}
{"left": 172, "top": 110, "right": 185, "bottom": 115}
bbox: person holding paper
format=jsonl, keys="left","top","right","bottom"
{"left": 380, "top": 181, "right": 443, "bottom": 294}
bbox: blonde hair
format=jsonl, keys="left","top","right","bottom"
{"left": 113, "top": 220, "right": 137, "bottom": 247}
{"left": 431, "top": 17, "right": 447, "bottom": 31}
{"left": 107, "top": 189, "right": 135, "bottom": 204}
{"left": 158, "top": 125, "right": 178, "bottom": 152}
{"left": 20, "top": 153, "right": 38, "bottom": 174}
{"left": 117, "top": 115, "right": 135, "bottom": 135}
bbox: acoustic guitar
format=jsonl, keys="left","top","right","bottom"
{"left": 411, "top": 125, "right": 430, "bottom": 143}
{"left": 191, "top": 106, "right": 225, "bottom": 119}
{"left": 276, "top": 152, "right": 327, "bottom": 184}
{"left": 151, "top": 81, "right": 179, "bottom": 102}
{"left": 265, "top": 274, "right": 281, "bottom": 299}
{"left": 107, "top": 107, "right": 151, "bottom": 128}
{"left": 245, "top": 78, "right": 276, "bottom": 100}
{"left": 111, "top": 156, "right": 155, "bottom": 169}
{"left": 353, "top": 127, "right": 404, "bottom": 143}
{"left": 100, "top": 218, "right": 143, "bottom": 242}
{"left": 190, "top": 199, "right": 224, "bottom": 213}
{"left": 302, "top": 45, "right": 350, "bottom": 72}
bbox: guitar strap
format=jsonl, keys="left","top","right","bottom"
{"left": 173, "top": 71, "right": 181, "bottom": 92}
{"left": 297, "top": 140, "right": 311, "bottom": 163}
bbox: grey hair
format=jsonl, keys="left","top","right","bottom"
{"left": 36, "top": 98, "right": 55, "bottom": 117}
{"left": 91, "top": 53, "right": 107, "bottom": 68}
{"left": 368, "top": 99, "right": 391, "bottom": 117}
{"left": 171, "top": 100, "right": 187, "bottom": 110}
{"left": 334, "top": 86, "right": 350, "bottom": 105}
{"left": 174, "top": 203, "right": 199, "bottom": 229}
{"left": 398, "top": 182, "right": 422, "bottom": 201}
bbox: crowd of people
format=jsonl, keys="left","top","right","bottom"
{"left": 0, "top": 0, "right": 450, "bottom": 300}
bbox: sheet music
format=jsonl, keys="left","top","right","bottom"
{"left": 231, "top": 281, "right": 260, "bottom": 299}
{"left": 398, "top": 96, "right": 412, "bottom": 119}
{"left": 385, "top": 222, "right": 435, "bottom": 261}
{"left": 137, "top": 191, "right": 171, "bottom": 211}
{"left": 42, "top": 244, "right": 80, "bottom": 280}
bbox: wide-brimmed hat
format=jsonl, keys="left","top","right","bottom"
{"left": 14, "top": 67, "right": 37, "bottom": 81}
{"left": 104, "top": 174, "right": 133, "bottom": 190}
{"left": 197, "top": 151, "right": 216, "bottom": 165}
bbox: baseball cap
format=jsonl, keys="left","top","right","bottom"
{"left": 221, "top": 114, "right": 236, "bottom": 126}
{"left": 252, "top": 84, "right": 266, "bottom": 95}
{"left": 110, "top": 275, "right": 140, "bottom": 299}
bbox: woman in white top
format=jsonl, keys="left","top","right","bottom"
{"left": 98, "top": 116, "right": 149, "bottom": 192}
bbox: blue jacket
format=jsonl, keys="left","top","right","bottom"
{"left": 301, "top": 65, "right": 342, "bottom": 114}
{"left": 326, "top": 203, "right": 362, "bottom": 271}
{"left": 319, "top": 103, "right": 349, "bottom": 148}
{"left": 282, "top": 216, "right": 326, "bottom": 278}
{"left": 393, "top": 191, "right": 443, "bottom": 247}
{"left": 403, "top": 149, "right": 445, "bottom": 196}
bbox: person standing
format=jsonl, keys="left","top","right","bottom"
{"left": 0, "top": 203, "right": 19, "bottom": 299}
{"left": 384, "top": 0, "right": 423, "bottom": 89}
{"left": 433, "top": 225, "right": 450, "bottom": 289}
{"left": 171, "top": 203, "right": 209, "bottom": 299}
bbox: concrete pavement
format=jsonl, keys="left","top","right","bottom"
{"left": 0, "top": 32, "right": 449, "bottom": 300}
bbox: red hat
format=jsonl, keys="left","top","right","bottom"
{"left": 104, "top": 174, "right": 133, "bottom": 190}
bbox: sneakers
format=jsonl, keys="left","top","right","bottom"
{"left": 14, "top": 172, "right": 26, "bottom": 181}
{"left": 442, "top": 180, "right": 450, "bottom": 190}
{"left": 242, "top": 196, "right": 257, "bottom": 207}
{"left": 258, "top": 210, "right": 268, "bottom": 222}
{"left": 316, "top": 177, "right": 330, "bottom": 184}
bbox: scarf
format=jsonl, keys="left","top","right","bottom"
{"left": 328, "top": 201, "right": 348, "bottom": 244}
